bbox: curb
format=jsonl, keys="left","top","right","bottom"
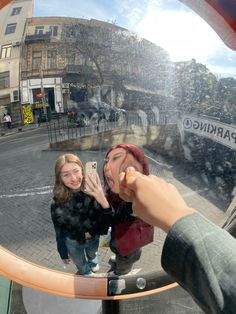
{"left": 0, "top": 124, "right": 46, "bottom": 137}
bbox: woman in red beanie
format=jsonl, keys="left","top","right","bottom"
{"left": 103, "top": 143, "right": 150, "bottom": 275}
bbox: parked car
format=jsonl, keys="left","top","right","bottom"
{"left": 68, "top": 100, "right": 126, "bottom": 127}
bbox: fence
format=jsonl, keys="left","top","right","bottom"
{"left": 47, "top": 110, "right": 178, "bottom": 144}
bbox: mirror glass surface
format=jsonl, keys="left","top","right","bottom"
{"left": 0, "top": 0, "right": 235, "bottom": 292}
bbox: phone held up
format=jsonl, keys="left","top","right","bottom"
{"left": 85, "top": 161, "right": 97, "bottom": 191}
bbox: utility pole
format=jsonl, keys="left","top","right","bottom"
{"left": 40, "top": 66, "right": 47, "bottom": 121}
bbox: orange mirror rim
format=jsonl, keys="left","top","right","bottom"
{"left": 0, "top": 245, "right": 177, "bottom": 299}
{"left": 1, "top": 0, "right": 234, "bottom": 300}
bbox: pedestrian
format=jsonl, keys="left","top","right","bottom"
{"left": 50, "top": 153, "right": 110, "bottom": 276}
{"left": 119, "top": 166, "right": 236, "bottom": 314}
{"left": 4, "top": 112, "right": 12, "bottom": 129}
{"left": 103, "top": 143, "right": 151, "bottom": 275}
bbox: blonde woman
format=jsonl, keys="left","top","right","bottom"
{"left": 51, "top": 153, "right": 110, "bottom": 276}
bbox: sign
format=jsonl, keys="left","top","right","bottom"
{"left": 22, "top": 105, "right": 34, "bottom": 124}
{"left": 182, "top": 115, "right": 236, "bottom": 150}
{"left": 33, "top": 102, "right": 49, "bottom": 109}
{"left": 36, "top": 92, "right": 44, "bottom": 99}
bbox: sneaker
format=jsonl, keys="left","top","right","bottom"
{"left": 85, "top": 272, "right": 98, "bottom": 277}
{"left": 76, "top": 271, "right": 93, "bottom": 276}
{"left": 91, "top": 264, "right": 100, "bottom": 273}
{"left": 108, "top": 270, "right": 132, "bottom": 277}
{"left": 109, "top": 255, "right": 116, "bottom": 263}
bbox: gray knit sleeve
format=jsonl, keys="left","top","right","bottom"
{"left": 161, "top": 212, "right": 236, "bottom": 314}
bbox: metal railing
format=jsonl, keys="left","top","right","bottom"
{"left": 47, "top": 117, "right": 127, "bottom": 144}
{"left": 47, "top": 110, "right": 178, "bottom": 144}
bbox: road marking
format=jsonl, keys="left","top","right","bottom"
{"left": 0, "top": 188, "right": 52, "bottom": 198}
{"left": 18, "top": 186, "right": 52, "bottom": 192}
{"left": 0, "top": 187, "right": 207, "bottom": 199}
{"left": 0, "top": 178, "right": 208, "bottom": 199}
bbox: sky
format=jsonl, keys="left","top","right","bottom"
{"left": 33, "top": 0, "right": 236, "bottom": 78}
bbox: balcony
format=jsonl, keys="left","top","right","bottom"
{"left": 65, "top": 64, "right": 96, "bottom": 74}
{"left": 25, "top": 33, "right": 51, "bottom": 44}
{"left": 21, "top": 68, "right": 64, "bottom": 80}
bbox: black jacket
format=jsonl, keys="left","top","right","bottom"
{"left": 51, "top": 191, "right": 111, "bottom": 259}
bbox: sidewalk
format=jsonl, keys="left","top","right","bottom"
{"left": 0, "top": 115, "right": 68, "bottom": 137}
{"left": 0, "top": 123, "right": 42, "bottom": 137}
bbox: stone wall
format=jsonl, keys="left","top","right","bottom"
{"left": 49, "top": 124, "right": 183, "bottom": 157}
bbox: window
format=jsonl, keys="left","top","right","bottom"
{"left": 49, "top": 26, "right": 58, "bottom": 36}
{"left": 0, "top": 71, "right": 10, "bottom": 89}
{"left": 66, "top": 26, "right": 75, "bottom": 38}
{"left": 47, "top": 50, "right": 57, "bottom": 68}
{"left": 5, "top": 23, "right": 17, "bottom": 35}
{"left": 35, "top": 26, "right": 44, "bottom": 35}
{"left": 11, "top": 7, "right": 22, "bottom": 16}
{"left": 13, "top": 90, "right": 19, "bottom": 102}
{"left": 0, "top": 45, "right": 12, "bottom": 59}
{"left": 67, "top": 53, "right": 76, "bottom": 65}
{"left": 32, "top": 51, "right": 42, "bottom": 69}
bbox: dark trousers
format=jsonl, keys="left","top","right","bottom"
{"left": 110, "top": 235, "right": 142, "bottom": 275}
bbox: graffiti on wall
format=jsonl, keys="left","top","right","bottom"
{"left": 22, "top": 105, "right": 34, "bottom": 124}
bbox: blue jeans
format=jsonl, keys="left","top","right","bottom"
{"left": 65, "top": 236, "right": 99, "bottom": 275}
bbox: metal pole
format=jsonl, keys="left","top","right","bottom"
{"left": 102, "top": 300, "right": 120, "bottom": 314}
{"left": 40, "top": 66, "right": 47, "bottom": 121}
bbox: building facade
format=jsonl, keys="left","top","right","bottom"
{"left": 1, "top": 3, "right": 173, "bottom": 125}
{"left": 0, "top": 0, "right": 33, "bottom": 124}
{"left": 20, "top": 16, "right": 67, "bottom": 122}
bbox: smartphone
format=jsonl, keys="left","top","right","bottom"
{"left": 85, "top": 161, "right": 97, "bottom": 190}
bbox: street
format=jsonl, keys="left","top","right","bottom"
{"left": 0, "top": 126, "right": 228, "bottom": 274}
{"left": 0, "top": 126, "right": 230, "bottom": 313}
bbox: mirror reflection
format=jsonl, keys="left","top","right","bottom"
{"left": 0, "top": 0, "right": 235, "bottom": 286}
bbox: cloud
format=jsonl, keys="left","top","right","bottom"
{"left": 208, "top": 65, "right": 236, "bottom": 78}
{"left": 116, "top": 0, "right": 236, "bottom": 78}
{"left": 134, "top": 2, "right": 221, "bottom": 62}
{"left": 206, "top": 46, "right": 236, "bottom": 78}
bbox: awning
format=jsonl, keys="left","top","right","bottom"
{"left": 124, "top": 84, "right": 166, "bottom": 95}
{"left": 123, "top": 84, "right": 175, "bottom": 99}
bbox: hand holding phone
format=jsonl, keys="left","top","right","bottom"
{"left": 84, "top": 161, "right": 110, "bottom": 208}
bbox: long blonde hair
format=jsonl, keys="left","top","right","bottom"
{"left": 53, "top": 153, "right": 85, "bottom": 204}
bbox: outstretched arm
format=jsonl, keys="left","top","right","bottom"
{"left": 118, "top": 167, "right": 196, "bottom": 232}
{"left": 119, "top": 167, "right": 236, "bottom": 313}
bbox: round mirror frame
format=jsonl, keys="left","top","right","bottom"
{"left": 0, "top": 246, "right": 177, "bottom": 299}
{"left": 0, "top": 0, "right": 235, "bottom": 299}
